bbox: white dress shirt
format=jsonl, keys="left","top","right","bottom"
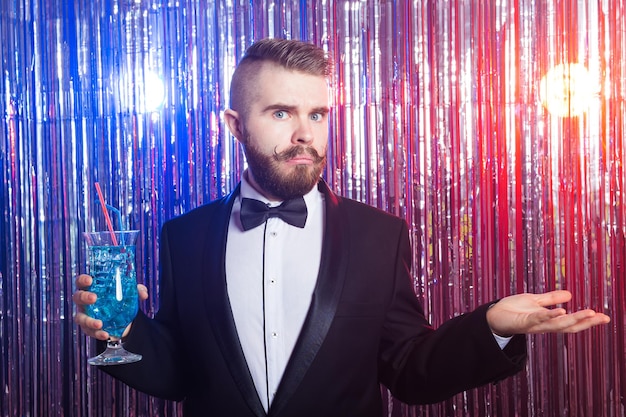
{"left": 225, "top": 174, "right": 510, "bottom": 411}
{"left": 225, "top": 174, "right": 325, "bottom": 412}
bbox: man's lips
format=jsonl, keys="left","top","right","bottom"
{"left": 287, "top": 156, "right": 314, "bottom": 164}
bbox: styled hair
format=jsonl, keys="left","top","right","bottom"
{"left": 229, "top": 38, "right": 331, "bottom": 116}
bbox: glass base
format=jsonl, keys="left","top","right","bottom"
{"left": 88, "top": 340, "right": 142, "bottom": 366}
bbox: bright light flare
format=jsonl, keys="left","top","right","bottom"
{"left": 143, "top": 71, "right": 166, "bottom": 112}
{"left": 539, "top": 63, "right": 597, "bottom": 117}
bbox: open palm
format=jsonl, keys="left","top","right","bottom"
{"left": 486, "top": 290, "right": 611, "bottom": 337}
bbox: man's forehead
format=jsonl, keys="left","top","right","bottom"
{"left": 253, "top": 68, "right": 330, "bottom": 107}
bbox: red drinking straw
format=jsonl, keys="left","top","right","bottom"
{"left": 94, "top": 182, "right": 118, "bottom": 246}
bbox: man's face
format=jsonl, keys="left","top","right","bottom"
{"left": 228, "top": 62, "right": 330, "bottom": 201}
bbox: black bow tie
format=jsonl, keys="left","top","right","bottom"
{"left": 240, "top": 197, "right": 308, "bottom": 231}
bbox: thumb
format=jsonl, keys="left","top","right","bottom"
{"left": 137, "top": 284, "right": 149, "bottom": 301}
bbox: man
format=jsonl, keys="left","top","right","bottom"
{"left": 73, "top": 38, "right": 610, "bottom": 417}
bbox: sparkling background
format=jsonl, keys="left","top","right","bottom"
{"left": 0, "top": 1, "right": 624, "bottom": 416}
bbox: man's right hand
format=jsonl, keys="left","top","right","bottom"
{"left": 72, "top": 274, "right": 149, "bottom": 340}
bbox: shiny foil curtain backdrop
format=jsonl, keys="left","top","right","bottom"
{"left": 0, "top": 0, "right": 624, "bottom": 416}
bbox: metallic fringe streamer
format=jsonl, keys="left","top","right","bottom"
{"left": 0, "top": 1, "right": 623, "bottom": 416}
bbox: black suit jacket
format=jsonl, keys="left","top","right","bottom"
{"left": 103, "top": 180, "right": 526, "bottom": 417}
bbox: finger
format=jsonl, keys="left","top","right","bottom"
{"left": 74, "top": 311, "right": 102, "bottom": 329}
{"left": 73, "top": 312, "right": 109, "bottom": 340}
{"left": 550, "top": 313, "right": 609, "bottom": 333}
{"left": 76, "top": 274, "right": 93, "bottom": 289}
{"left": 78, "top": 328, "right": 110, "bottom": 341}
{"left": 92, "top": 329, "right": 110, "bottom": 341}
{"left": 534, "top": 307, "right": 567, "bottom": 321}
{"left": 518, "top": 307, "right": 567, "bottom": 333}
{"left": 74, "top": 311, "right": 102, "bottom": 334}
{"left": 530, "top": 309, "right": 608, "bottom": 333}
{"left": 534, "top": 290, "right": 572, "bottom": 308}
{"left": 565, "top": 311, "right": 611, "bottom": 332}
{"left": 72, "top": 290, "right": 97, "bottom": 306}
{"left": 121, "top": 323, "right": 134, "bottom": 338}
{"left": 137, "top": 284, "right": 149, "bottom": 301}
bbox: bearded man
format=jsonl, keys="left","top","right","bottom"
{"left": 73, "top": 38, "right": 610, "bottom": 417}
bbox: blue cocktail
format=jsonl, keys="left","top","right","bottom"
{"left": 84, "top": 230, "right": 142, "bottom": 365}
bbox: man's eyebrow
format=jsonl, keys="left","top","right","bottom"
{"left": 262, "top": 103, "right": 297, "bottom": 112}
{"left": 262, "top": 104, "right": 330, "bottom": 114}
{"left": 311, "top": 106, "right": 330, "bottom": 114}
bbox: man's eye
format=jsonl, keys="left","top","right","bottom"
{"left": 274, "top": 110, "right": 287, "bottom": 119}
{"left": 310, "top": 113, "right": 323, "bottom": 121}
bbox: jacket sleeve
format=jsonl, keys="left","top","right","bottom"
{"left": 99, "top": 222, "right": 189, "bottom": 401}
{"left": 377, "top": 221, "right": 526, "bottom": 404}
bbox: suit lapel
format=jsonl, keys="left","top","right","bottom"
{"left": 269, "top": 180, "right": 349, "bottom": 416}
{"left": 202, "top": 185, "right": 266, "bottom": 417}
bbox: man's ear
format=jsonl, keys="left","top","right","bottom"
{"left": 224, "top": 109, "right": 244, "bottom": 141}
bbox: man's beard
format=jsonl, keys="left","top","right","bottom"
{"left": 243, "top": 140, "right": 326, "bottom": 200}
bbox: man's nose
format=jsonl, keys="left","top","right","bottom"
{"left": 292, "top": 118, "right": 314, "bottom": 144}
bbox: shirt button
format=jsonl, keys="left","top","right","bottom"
{"left": 270, "top": 231, "right": 278, "bottom": 237}
{"left": 272, "top": 332, "right": 278, "bottom": 338}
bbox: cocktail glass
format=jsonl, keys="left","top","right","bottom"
{"left": 83, "top": 230, "right": 142, "bottom": 365}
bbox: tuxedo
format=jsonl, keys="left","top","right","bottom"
{"left": 103, "top": 180, "right": 526, "bottom": 417}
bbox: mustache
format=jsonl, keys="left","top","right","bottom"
{"left": 273, "top": 146, "right": 326, "bottom": 163}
